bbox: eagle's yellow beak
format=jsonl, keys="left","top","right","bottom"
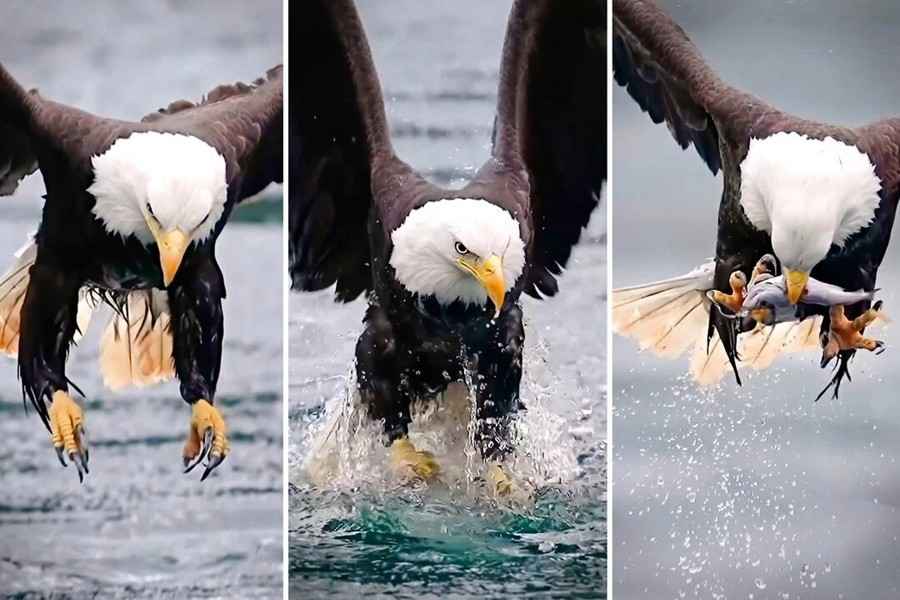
{"left": 459, "top": 254, "right": 506, "bottom": 317}
{"left": 153, "top": 227, "right": 191, "bottom": 287}
{"left": 784, "top": 268, "right": 810, "bottom": 304}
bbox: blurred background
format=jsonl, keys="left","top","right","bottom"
{"left": 289, "top": 1, "right": 606, "bottom": 598}
{"left": 614, "top": 1, "right": 900, "bottom": 598}
{"left": 0, "top": 2, "right": 283, "bottom": 598}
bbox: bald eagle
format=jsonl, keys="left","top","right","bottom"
{"left": 611, "top": 0, "right": 900, "bottom": 398}
{"left": 0, "top": 63, "right": 282, "bottom": 481}
{"left": 290, "top": 0, "right": 605, "bottom": 489}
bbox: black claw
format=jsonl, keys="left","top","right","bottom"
{"left": 184, "top": 428, "right": 214, "bottom": 474}
{"left": 75, "top": 425, "right": 91, "bottom": 470}
{"left": 200, "top": 452, "right": 226, "bottom": 482}
{"left": 202, "top": 429, "right": 213, "bottom": 459}
{"left": 70, "top": 452, "right": 84, "bottom": 483}
{"left": 55, "top": 446, "right": 67, "bottom": 467}
{"left": 76, "top": 426, "right": 89, "bottom": 466}
{"left": 184, "top": 455, "right": 203, "bottom": 474}
{"left": 816, "top": 352, "right": 853, "bottom": 402}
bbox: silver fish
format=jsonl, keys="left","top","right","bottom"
{"left": 742, "top": 275, "right": 876, "bottom": 324}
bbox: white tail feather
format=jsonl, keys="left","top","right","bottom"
{"left": 690, "top": 335, "right": 733, "bottom": 386}
{"left": 615, "top": 260, "right": 824, "bottom": 386}
{"left": 613, "top": 261, "right": 715, "bottom": 361}
{"left": 99, "top": 289, "right": 175, "bottom": 390}
{"left": 0, "top": 239, "right": 34, "bottom": 357}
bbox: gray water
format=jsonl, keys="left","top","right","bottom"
{"left": 0, "top": 3, "right": 284, "bottom": 597}
{"left": 614, "top": 1, "right": 900, "bottom": 598}
{"left": 289, "top": 1, "right": 606, "bottom": 598}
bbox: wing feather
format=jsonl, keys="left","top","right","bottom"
{"left": 492, "top": 0, "right": 607, "bottom": 298}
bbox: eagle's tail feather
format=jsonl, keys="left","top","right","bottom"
{"left": 99, "top": 289, "right": 175, "bottom": 391}
{"left": 613, "top": 260, "right": 822, "bottom": 386}
{"left": 612, "top": 261, "right": 715, "bottom": 361}
{"left": 0, "top": 238, "right": 36, "bottom": 357}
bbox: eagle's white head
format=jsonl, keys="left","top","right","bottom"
{"left": 390, "top": 198, "right": 526, "bottom": 316}
{"left": 88, "top": 131, "right": 228, "bottom": 285}
{"left": 739, "top": 132, "right": 882, "bottom": 303}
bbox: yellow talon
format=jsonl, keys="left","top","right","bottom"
{"left": 183, "top": 399, "right": 229, "bottom": 480}
{"left": 487, "top": 464, "right": 514, "bottom": 497}
{"left": 390, "top": 437, "right": 440, "bottom": 481}
{"left": 49, "top": 390, "right": 88, "bottom": 481}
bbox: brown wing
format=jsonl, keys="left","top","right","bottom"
{"left": 289, "top": 0, "right": 397, "bottom": 301}
{"left": 613, "top": 0, "right": 849, "bottom": 171}
{"left": 1, "top": 62, "right": 152, "bottom": 201}
{"left": 2, "top": 62, "right": 281, "bottom": 204}
{"left": 858, "top": 118, "right": 900, "bottom": 200}
{"left": 613, "top": 0, "right": 733, "bottom": 173}
{"left": 142, "top": 65, "right": 283, "bottom": 203}
{"left": 492, "top": 0, "right": 607, "bottom": 298}
{"left": 0, "top": 64, "right": 41, "bottom": 195}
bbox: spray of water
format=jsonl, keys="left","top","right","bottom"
{"left": 291, "top": 320, "right": 584, "bottom": 504}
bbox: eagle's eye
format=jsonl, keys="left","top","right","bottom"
{"left": 146, "top": 203, "right": 160, "bottom": 224}
{"left": 454, "top": 242, "right": 468, "bottom": 255}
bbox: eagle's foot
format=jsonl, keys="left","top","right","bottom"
{"left": 823, "top": 303, "right": 885, "bottom": 364}
{"left": 49, "top": 390, "right": 89, "bottom": 482}
{"left": 486, "top": 464, "right": 513, "bottom": 497}
{"left": 390, "top": 437, "right": 440, "bottom": 482}
{"left": 710, "top": 271, "right": 748, "bottom": 314}
{"left": 183, "top": 399, "right": 229, "bottom": 481}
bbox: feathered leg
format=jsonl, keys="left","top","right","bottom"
{"left": 471, "top": 304, "right": 525, "bottom": 496}
{"left": 18, "top": 259, "right": 88, "bottom": 481}
{"left": 168, "top": 251, "right": 229, "bottom": 481}
{"left": 356, "top": 304, "right": 439, "bottom": 481}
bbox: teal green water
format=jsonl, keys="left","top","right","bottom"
{"left": 289, "top": 298, "right": 606, "bottom": 598}
{"left": 289, "top": 474, "right": 605, "bottom": 598}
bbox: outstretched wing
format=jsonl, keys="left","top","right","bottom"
{"left": 289, "top": 0, "right": 402, "bottom": 302}
{"left": 492, "top": 0, "right": 607, "bottom": 298}
{"left": 612, "top": 0, "right": 733, "bottom": 173}
{"left": 0, "top": 65, "right": 39, "bottom": 196}
{"left": 142, "top": 66, "right": 283, "bottom": 204}
{"left": 612, "top": 0, "right": 824, "bottom": 175}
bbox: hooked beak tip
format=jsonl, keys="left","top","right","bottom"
{"left": 460, "top": 254, "right": 506, "bottom": 318}
{"left": 154, "top": 229, "right": 191, "bottom": 288}
{"left": 784, "top": 269, "right": 810, "bottom": 305}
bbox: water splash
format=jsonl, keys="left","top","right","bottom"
{"left": 291, "top": 323, "right": 585, "bottom": 502}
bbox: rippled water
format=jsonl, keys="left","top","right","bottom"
{"left": 0, "top": 2, "right": 283, "bottom": 597}
{"left": 289, "top": 1, "right": 606, "bottom": 597}
{"left": 614, "top": 1, "right": 900, "bottom": 597}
